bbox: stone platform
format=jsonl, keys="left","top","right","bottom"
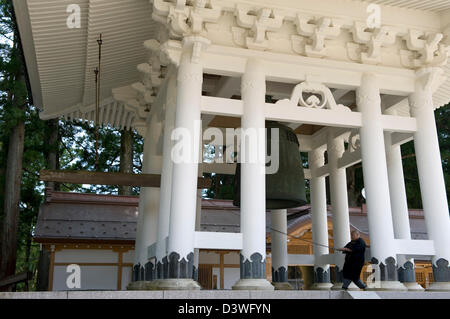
{"left": 1, "top": 290, "right": 450, "bottom": 299}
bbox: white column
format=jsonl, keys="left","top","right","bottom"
{"left": 193, "top": 140, "right": 204, "bottom": 282}
{"left": 154, "top": 70, "right": 177, "bottom": 281}
{"left": 356, "top": 72, "right": 406, "bottom": 290}
{"left": 160, "top": 36, "right": 208, "bottom": 289}
{"left": 132, "top": 112, "right": 162, "bottom": 285}
{"left": 309, "top": 148, "right": 333, "bottom": 290}
{"left": 384, "top": 131, "right": 423, "bottom": 291}
{"left": 408, "top": 67, "right": 450, "bottom": 291}
{"left": 327, "top": 131, "right": 352, "bottom": 289}
{"left": 232, "top": 58, "right": 273, "bottom": 290}
{"left": 271, "top": 209, "right": 293, "bottom": 290}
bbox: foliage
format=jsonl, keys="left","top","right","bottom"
{"left": 402, "top": 104, "right": 449, "bottom": 208}
{"left": 58, "top": 119, "right": 143, "bottom": 195}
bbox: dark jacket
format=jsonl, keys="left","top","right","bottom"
{"left": 342, "top": 237, "right": 366, "bottom": 282}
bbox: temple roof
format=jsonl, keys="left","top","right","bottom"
{"left": 13, "top": 0, "right": 450, "bottom": 135}
{"left": 34, "top": 191, "right": 428, "bottom": 244}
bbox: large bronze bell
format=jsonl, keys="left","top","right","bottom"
{"left": 233, "top": 121, "right": 308, "bottom": 210}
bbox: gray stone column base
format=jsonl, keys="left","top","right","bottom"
{"left": 426, "top": 282, "right": 450, "bottom": 291}
{"left": 271, "top": 282, "right": 294, "bottom": 290}
{"left": 146, "top": 279, "right": 201, "bottom": 291}
{"left": 232, "top": 279, "right": 275, "bottom": 290}
{"left": 331, "top": 282, "right": 360, "bottom": 291}
{"left": 311, "top": 282, "right": 333, "bottom": 290}
{"left": 126, "top": 281, "right": 153, "bottom": 291}
{"left": 403, "top": 282, "right": 425, "bottom": 291}
{"left": 365, "top": 281, "right": 408, "bottom": 291}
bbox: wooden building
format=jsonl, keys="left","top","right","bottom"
{"left": 14, "top": 0, "right": 450, "bottom": 291}
{"left": 35, "top": 190, "right": 434, "bottom": 291}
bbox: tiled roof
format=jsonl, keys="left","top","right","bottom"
{"left": 34, "top": 191, "right": 428, "bottom": 243}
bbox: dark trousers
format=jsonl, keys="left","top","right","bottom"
{"left": 342, "top": 278, "right": 367, "bottom": 289}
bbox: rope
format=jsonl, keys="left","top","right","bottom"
{"left": 228, "top": 210, "right": 370, "bottom": 250}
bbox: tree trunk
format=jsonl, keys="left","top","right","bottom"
{"left": 0, "top": 107, "right": 25, "bottom": 283}
{"left": 118, "top": 129, "right": 134, "bottom": 196}
{"left": 44, "top": 119, "right": 60, "bottom": 191}
{"left": 0, "top": 20, "right": 27, "bottom": 284}
{"left": 346, "top": 166, "right": 359, "bottom": 208}
{"left": 24, "top": 226, "right": 32, "bottom": 291}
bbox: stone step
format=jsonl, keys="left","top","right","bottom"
{"left": 346, "top": 291, "right": 381, "bottom": 299}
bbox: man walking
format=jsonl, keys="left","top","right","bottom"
{"left": 336, "top": 230, "right": 367, "bottom": 290}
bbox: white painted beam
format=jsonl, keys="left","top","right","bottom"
{"left": 382, "top": 115, "right": 417, "bottom": 133}
{"left": 316, "top": 254, "right": 337, "bottom": 266}
{"left": 194, "top": 231, "right": 243, "bottom": 250}
{"left": 313, "top": 165, "right": 330, "bottom": 178}
{"left": 338, "top": 150, "right": 362, "bottom": 170}
{"left": 395, "top": 239, "right": 436, "bottom": 256}
{"left": 287, "top": 254, "right": 315, "bottom": 266}
{"left": 333, "top": 89, "right": 351, "bottom": 102}
{"left": 297, "top": 135, "right": 313, "bottom": 152}
{"left": 202, "top": 163, "right": 237, "bottom": 175}
{"left": 201, "top": 96, "right": 243, "bottom": 117}
{"left": 391, "top": 132, "right": 414, "bottom": 146}
{"left": 213, "top": 76, "right": 240, "bottom": 98}
{"left": 265, "top": 105, "right": 363, "bottom": 128}
{"left": 165, "top": 41, "right": 416, "bottom": 95}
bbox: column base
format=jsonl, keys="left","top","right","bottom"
{"left": 366, "top": 281, "right": 408, "bottom": 291}
{"left": 126, "top": 281, "right": 153, "bottom": 291}
{"left": 146, "top": 279, "right": 201, "bottom": 291}
{"left": 426, "top": 282, "right": 450, "bottom": 291}
{"left": 232, "top": 279, "right": 275, "bottom": 291}
{"left": 403, "top": 282, "right": 425, "bottom": 291}
{"left": 311, "top": 282, "right": 333, "bottom": 290}
{"left": 271, "top": 282, "right": 294, "bottom": 290}
{"left": 331, "top": 282, "right": 360, "bottom": 291}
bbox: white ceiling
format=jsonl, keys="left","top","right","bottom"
{"left": 14, "top": 0, "right": 450, "bottom": 121}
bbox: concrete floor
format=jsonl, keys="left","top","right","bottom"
{"left": 1, "top": 290, "right": 450, "bottom": 299}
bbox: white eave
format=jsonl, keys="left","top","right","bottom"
{"left": 14, "top": 0, "right": 157, "bottom": 120}
{"left": 13, "top": 0, "right": 450, "bottom": 126}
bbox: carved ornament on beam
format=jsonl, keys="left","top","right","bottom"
{"left": 348, "top": 22, "right": 397, "bottom": 65}
{"left": 294, "top": 15, "right": 342, "bottom": 58}
{"left": 235, "top": 5, "right": 285, "bottom": 51}
{"left": 153, "top": 0, "right": 222, "bottom": 38}
{"left": 275, "top": 81, "right": 352, "bottom": 112}
{"left": 401, "top": 30, "right": 449, "bottom": 68}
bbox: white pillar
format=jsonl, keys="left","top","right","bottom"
{"left": 193, "top": 142, "right": 204, "bottom": 282}
{"left": 132, "top": 112, "right": 162, "bottom": 285}
{"left": 309, "top": 148, "right": 333, "bottom": 290}
{"left": 384, "top": 131, "right": 424, "bottom": 291}
{"left": 154, "top": 70, "right": 177, "bottom": 281}
{"left": 356, "top": 72, "right": 406, "bottom": 290}
{"left": 408, "top": 67, "right": 450, "bottom": 291}
{"left": 327, "top": 131, "right": 352, "bottom": 289}
{"left": 159, "top": 36, "right": 208, "bottom": 290}
{"left": 271, "top": 209, "right": 293, "bottom": 290}
{"left": 232, "top": 58, "right": 273, "bottom": 290}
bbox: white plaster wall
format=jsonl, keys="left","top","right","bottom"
{"left": 121, "top": 266, "right": 133, "bottom": 290}
{"left": 122, "top": 250, "right": 135, "bottom": 264}
{"left": 212, "top": 267, "right": 241, "bottom": 290}
{"left": 53, "top": 266, "right": 118, "bottom": 291}
{"left": 54, "top": 249, "right": 118, "bottom": 263}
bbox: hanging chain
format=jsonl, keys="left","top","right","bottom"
{"left": 94, "top": 34, "right": 103, "bottom": 170}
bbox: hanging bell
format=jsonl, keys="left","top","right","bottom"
{"left": 233, "top": 121, "right": 308, "bottom": 210}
